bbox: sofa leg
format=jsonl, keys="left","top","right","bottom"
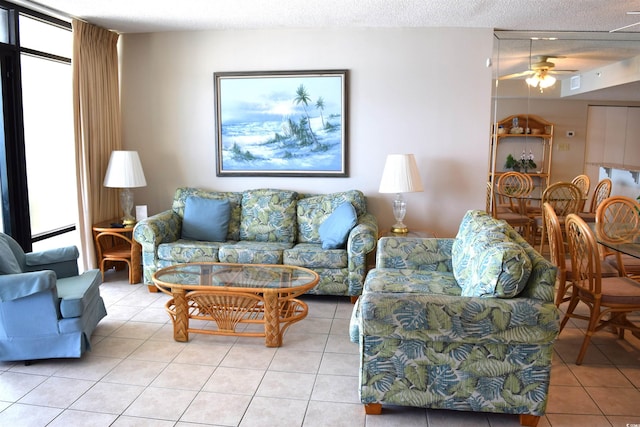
{"left": 364, "top": 403, "right": 382, "bottom": 415}
{"left": 350, "top": 296, "right": 358, "bottom": 304}
{"left": 147, "top": 284, "right": 158, "bottom": 293}
{"left": 519, "top": 414, "right": 540, "bottom": 427}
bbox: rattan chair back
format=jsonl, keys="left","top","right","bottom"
{"left": 589, "top": 178, "right": 612, "bottom": 213}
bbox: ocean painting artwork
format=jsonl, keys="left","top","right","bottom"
{"left": 214, "top": 70, "right": 348, "bottom": 177}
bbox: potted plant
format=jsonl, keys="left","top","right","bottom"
{"left": 505, "top": 154, "right": 520, "bottom": 171}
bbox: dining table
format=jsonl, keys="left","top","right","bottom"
{"left": 589, "top": 221, "right": 640, "bottom": 339}
{"left": 590, "top": 222, "right": 640, "bottom": 260}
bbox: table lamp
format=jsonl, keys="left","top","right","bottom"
{"left": 103, "top": 150, "right": 147, "bottom": 226}
{"left": 378, "top": 154, "right": 424, "bottom": 234}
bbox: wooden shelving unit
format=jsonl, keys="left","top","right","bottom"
{"left": 489, "top": 114, "right": 554, "bottom": 198}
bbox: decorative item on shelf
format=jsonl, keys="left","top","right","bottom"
{"left": 505, "top": 154, "right": 519, "bottom": 171}
{"left": 519, "top": 150, "right": 537, "bottom": 173}
{"left": 379, "top": 154, "right": 424, "bottom": 234}
{"left": 104, "top": 150, "right": 147, "bottom": 227}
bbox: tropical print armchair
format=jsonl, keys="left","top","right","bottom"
{"left": 351, "top": 210, "right": 560, "bottom": 426}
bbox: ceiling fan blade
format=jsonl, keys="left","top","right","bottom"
{"left": 499, "top": 70, "right": 534, "bottom": 80}
{"left": 549, "top": 69, "right": 578, "bottom": 74}
{"left": 610, "top": 20, "right": 640, "bottom": 33}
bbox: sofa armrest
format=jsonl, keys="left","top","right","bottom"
{"left": 24, "top": 246, "right": 79, "bottom": 278}
{"left": 345, "top": 213, "right": 378, "bottom": 295}
{"left": 134, "top": 210, "right": 182, "bottom": 248}
{"left": 0, "top": 270, "right": 57, "bottom": 302}
{"left": 377, "top": 237, "right": 454, "bottom": 272}
{"left": 360, "top": 291, "right": 560, "bottom": 344}
{"left": 133, "top": 210, "right": 182, "bottom": 284}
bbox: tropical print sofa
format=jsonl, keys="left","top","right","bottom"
{"left": 133, "top": 187, "right": 378, "bottom": 298}
{"left": 350, "top": 210, "right": 560, "bottom": 426}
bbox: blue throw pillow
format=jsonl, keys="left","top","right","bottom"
{"left": 319, "top": 202, "right": 357, "bottom": 249}
{"left": 0, "top": 236, "right": 21, "bottom": 274}
{"left": 181, "top": 197, "right": 231, "bottom": 242}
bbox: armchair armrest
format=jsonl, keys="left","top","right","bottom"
{"left": 360, "top": 291, "right": 560, "bottom": 344}
{"left": 345, "top": 212, "right": 378, "bottom": 295}
{"left": 25, "top": 246, "right": 79, "bottom": 278}
{"left": 376, "top": 237, "right": 454, "bottom": 272}
{"left": 0, "top": 270, "right": 57, "bottom": 302}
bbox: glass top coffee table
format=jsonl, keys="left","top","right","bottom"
{"left": 152, "top": 263, "right": 319, "bottom": 347}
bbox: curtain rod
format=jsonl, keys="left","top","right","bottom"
{"left": 7, "top": 0, "right": 84, "bottom": 24}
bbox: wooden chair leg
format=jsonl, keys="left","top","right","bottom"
{"left": 519, "top": 414, "right": 540, "bottom": 427}
{"left": 364, "top": 403, "right": 382, "bottom": 415}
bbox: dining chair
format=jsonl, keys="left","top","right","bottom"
{"left": 578, "top": 178, "right": 612, "bottom": 222}
{"left": 535, "top": 181, "right": 583, "bottom": 253}
{"left": 561, "top": 214, "right": 640, "bottom": 365}
{"left": 544, "top": 203, "right": 619, "bottom": 307}
{"left": 571, "top": 174, "right": 591, "bottom": 211}
{"left": 495, "top": 171, "right": 531, "bottom": 214}
{"left": 595, "top": 195, "right": 640, "bottom": 279}
{"left": 487, "top": 182, "right": 532, "bottom": 240}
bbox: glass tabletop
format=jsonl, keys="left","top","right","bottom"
{"left": 590, "top": 222, "right": 640, "bottom": 259}
{"left": 153, "top": 262, "right": 319, "bottom": 290}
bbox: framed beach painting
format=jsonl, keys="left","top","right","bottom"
{"left": 214, "top": 70, "right": 348, "bottom": 177}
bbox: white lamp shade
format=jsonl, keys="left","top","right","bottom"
{"left": 379, "top": 154, "right": 424, "bottom": 193}
{"left": 103, "top": 150, "right": 147, "bottom": 188}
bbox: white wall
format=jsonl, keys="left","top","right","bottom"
{"left": 119, "top": 27, "right": 494, "bottom": 237}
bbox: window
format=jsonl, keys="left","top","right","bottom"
{"left": 0, "top": 2, "right": 74, "bottom": 252}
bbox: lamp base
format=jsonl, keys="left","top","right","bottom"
{"left": 390, "top": 224, "right": 409, "bottom": 234}
{"left": 120, "top": 188, "right": 136, "bottom": 227}
{"left": 122, "top": 218, "right": 136, "bottom": 227}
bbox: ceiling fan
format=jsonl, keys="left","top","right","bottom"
{"left": 499, "top": 55, "right": 577, "bottom": 81}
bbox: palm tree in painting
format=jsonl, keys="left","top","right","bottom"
{"left": 315, "top": 97, "right": 325, "bottom": 128}
{"left": 293, "top": 84, "right": 318, "bottom": 146}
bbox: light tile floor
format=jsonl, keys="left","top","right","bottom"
{"left": 1, "top": 269, "right": 639, "bottom": 427}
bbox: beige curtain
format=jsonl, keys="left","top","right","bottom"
{"left": 72, "top": 20, "right": 121, "bottom": 270}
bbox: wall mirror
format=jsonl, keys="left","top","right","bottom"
{"left": 490, "top": 30, "right": 640, "bottom": 208}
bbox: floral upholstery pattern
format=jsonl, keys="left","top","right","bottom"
{"left": 218, "top": 241, "right": 293, "bottom": 264}
{"left": 297, "top": 190, "right": 367, "bottom": 244}
{"left": 133, "top": 187, "right": 378, "bottom": 296}
{"left": 352, "top": 210, "right": 560, "bottom": 418}
{"left": 284, "top": 243, "right": 348, "bottom": 268}
{"left": 240, "top": 189, "right": 298, "bottom": 243}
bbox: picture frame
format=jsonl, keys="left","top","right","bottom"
{"left": 214, "top": 70, "right": 348, "bottom": 177}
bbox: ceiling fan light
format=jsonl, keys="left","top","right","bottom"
{"left": 526, "top": 76, "right": 539, "bottom": 87}
{"left": 539, "top": 74, "right": 556, "bottom": 88}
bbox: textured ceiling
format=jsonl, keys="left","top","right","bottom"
{"left": 17, "top": 0, "right": 640, "bottom": 34}
{"left": 16, "top": 0, "right": 640, "bottom": 100}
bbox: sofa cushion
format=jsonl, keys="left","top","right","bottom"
{"left": 297, "top": 190, "right": 367, "bottom": 243}
{"left": 452, "top": 210, "right": 510, "bottom": 291}
{"left": 319, "top": 202, "right": 357, "bottom": 249}
{"left": 284, "top": 243, "right": 348, "bottom": 268}
{"left": 172, "top": 188, "right": 243, "bottom": 241}
{"left": 240, "top": 189, "right": 298, "bottom": 243}
{"left": 56, "top": 269, "right": 102, "bottom": 318}
{"left": 0, "top": 236, "right": 21, "bottom": 274}
{"left": 158, "top": 240, "right": 225, "bottom": 262}
{"left": 458, "top": 232, "right": 532, "bottom": 298}
{"left": 364, "top": 268, "right": 462, "bottom": 296}
{"left": 218, "top": 241, "right": 293, "bottom": 264}
{"left": 181, "top": 197, "right": 231, "bottom": 242}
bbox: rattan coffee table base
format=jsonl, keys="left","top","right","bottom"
{"left": 164, "top": 290, "right": 309, "bottom": 347}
